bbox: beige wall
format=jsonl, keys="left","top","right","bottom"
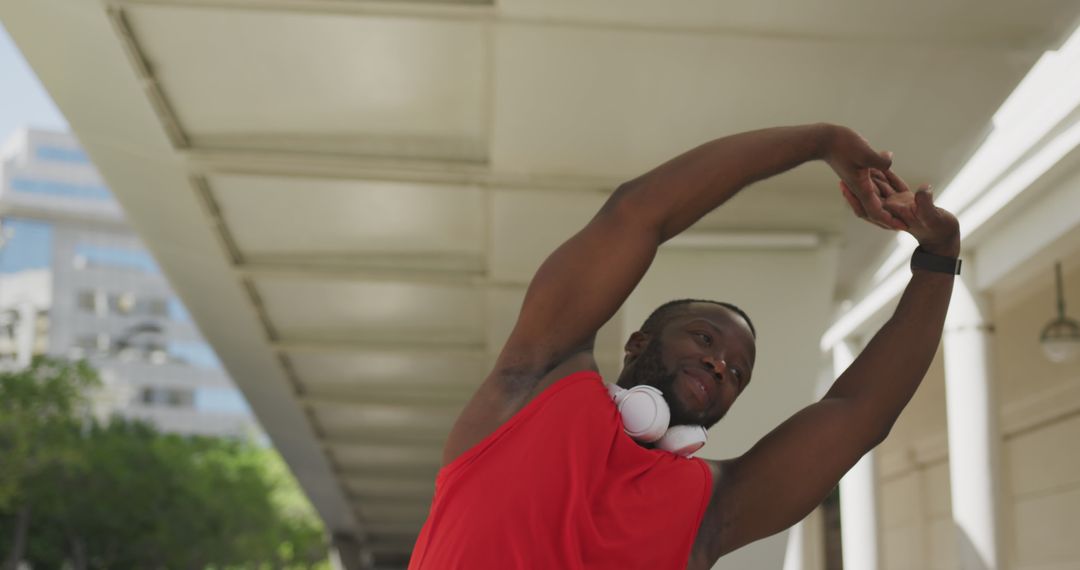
{"left": 994, "top": 261, "right": 1080, "bottom": 570}
{"left": 874, "top": 258, "right": 1080, "bottom": 570}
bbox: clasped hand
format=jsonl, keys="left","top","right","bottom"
{"left": 822, "top": 125, "right": 961, "bottom": 258}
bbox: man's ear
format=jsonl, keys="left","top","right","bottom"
{"left": 623, "top": 331, "right": 650, "bottom": 365}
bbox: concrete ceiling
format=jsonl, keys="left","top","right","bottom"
{"left": 4, "top": 0, "right": 1080, "bottom": 567}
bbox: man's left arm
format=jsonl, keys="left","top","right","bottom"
{"left": 689, "top": 177, "right": 960, "bottom": 565}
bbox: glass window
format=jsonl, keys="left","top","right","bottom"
{"left": 76, "top": 290, "right": 97, "bottom": 313}
{"left": 8, "top": 177, "right": 112, "bottom": 201}
{"left": 168, "top": 342, "right": 221, "bottom": 369}
{"left": 140, "top": 387, "right": 194, "bottom": 408}
{"left": 72, "top": 244, "right": 159, "bottom": 274}
{"left": 74, "top": 334, "right": 105, "bottom": 351}
{"left": 195, "top": 388, "right": 251, "bottom": 414}
{"left": 108, "top": 292, "right": 136, "bottom": 315}
{"left": 0, "top": 218, "right": 53, "bottom": 274}
{"left": 34, "top": 145, "right": 90, "bottom": 164}
{"left": 146, "top": 298, "right": 169, "bottom": 318}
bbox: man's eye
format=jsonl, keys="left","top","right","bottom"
{"left": 696, "top": 333, "right": 712, "bottom": 345}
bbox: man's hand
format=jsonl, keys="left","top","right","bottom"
{"left": 822, "top": 125, "right": 905, "bottom": 230}
{"left": 844, "top": 169, "right": 961, "bottom": 257}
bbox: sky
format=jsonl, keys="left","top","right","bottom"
{"left": 0, "top": 22, "right": 69, "bottom": 145}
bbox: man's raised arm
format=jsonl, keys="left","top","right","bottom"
{"left": 443, "top": 125, "right": 898, "bottom": 465}
{"left": 690, "top": 175, "right": 960, "bottom": 565}
{"left": 494, "top": 125, "right": 899, "bottom": 380}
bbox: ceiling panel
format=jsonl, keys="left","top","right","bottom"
{"left": 254, "top": 276, "right": 486, "bottom": 343}
{"left": 287, "top": 348, "right": 487, "bottom": 383}
{"left": 312, "top": 401, "right": 458, "bottom": 434}
{"left": 286, "top": 348, "right": 488, "bottom": 395}
{"left": 125, "top": 4, "right": 491, "bottom": 160}
{"left": 330, "top": 443, "right": 443, "bottom": 469}
{"left": 501, "top": 0, "right": 1077, "bottom": 48}
{"left": 210, "top": 174, "right": 487, "bottom": 257}
{"left": 489, "top": 24, "right": 1035, "bottom": 183}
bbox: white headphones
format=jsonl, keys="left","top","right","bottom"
{"left": 606, "top": 383, "right": 708, "bottom": 458}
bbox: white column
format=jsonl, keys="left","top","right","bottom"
{"left": 782, "top": 507, "right": 826, "bottom": 570}
{"left": 834, "top": 339, "right": 881, "bottom": 570}
{"left": 942, "top": 274, "right": 1002, "bottom": 570}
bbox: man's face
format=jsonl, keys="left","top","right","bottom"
{"left": 620, "top": 304, "right": 756, "bottom": 428}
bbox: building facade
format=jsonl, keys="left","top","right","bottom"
{"left": 0, "top": 128, "right": 259, "bottom": 439}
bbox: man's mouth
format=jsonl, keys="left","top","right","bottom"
{"left": 682, "top": 367, "right": 716, "bottom": 408}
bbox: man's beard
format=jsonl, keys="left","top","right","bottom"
{"left": 623, "top": 339, "right": 705, "bottom": 427}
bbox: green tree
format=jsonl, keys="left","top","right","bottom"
{"left": 0, "top": 358, "right": 330, "bottom": 569}
{"left": 0, "top": 357, "right": 98, "bottom": 569}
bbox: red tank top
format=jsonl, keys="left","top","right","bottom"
{"left": 408, "top": 371, "right": 713, "bottom": 569}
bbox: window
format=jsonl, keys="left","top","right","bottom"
{"left": 108, "top": 292, "right": 136, "bottom": 315}
{"left": 168, "top": 342, "right": 221, "bottom": 369}
{"left": 0, "top": 218, "right": 53, "bottom": 274}
{"left": 146, "top": 298, "right": 169, "bottom": 318}
{"left": 74, "top": 334, "right": 109, "bottom": 351}
{"left": 8, "top": 177, "right": 112, "bottom": 201}
{"left": 34, "top": 145, "right": 90, "bottom": 164}
{"left": 139, "top": 387, "right": 194, "bottom": 408}
{"left": 195, "top": 388, "right": 251, "bottom": 414}
{"left": 76, "top": 290, "right": 97, "bottom": 313}
{"left": 72, "top": 244, "right": 158, "bottom": 274}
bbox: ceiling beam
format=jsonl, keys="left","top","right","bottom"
{"left": 272, "top": 337, "right": 487, "bottom": 353}
{"left": 665, "top": 231, "right": 823, "bottom": 251}
{"left": 113, "top": 0, "right": 492, "bottom": 20}
{"left": 301, "top": 390, "right": 469, "bottom": 409}
{"left": 323, "top": 430, "right": 450, "bottom": 447}
{"left": 237, "top": 250, "right": 486, "bottom": 277}
{"left": 336, "top": 464, "right": 440, "bottom": 480}
{"left": 185, "top": 147, "right": 616, "bottom": 193}
{"left": 335, "top": 465, "right": 438, "bottom": 483}
{"left": 235, "top": 259, "right": 526, "bottom": 288}
{"left": 0, "top": 202, "right": 128, "bottom": 231}
{"left": 113, "top": 0, "right": 1032, "bottom": 49}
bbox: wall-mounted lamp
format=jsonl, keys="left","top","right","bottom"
{"left": 1040, "top": 262, "right": 1080, "bottom": 363}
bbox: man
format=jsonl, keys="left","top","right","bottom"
{"left": 408, "top": 124, "right": 960, "bottom": 569}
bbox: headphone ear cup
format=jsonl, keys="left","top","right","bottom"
{"left": 655, "top": 425, "right": 708, "bottom": 457}
{"left": 615, "top": 385, "right": 670, "bottom": 443}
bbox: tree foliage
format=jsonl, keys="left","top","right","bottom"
{"left": 0, "top": 357, "right": 329, "bottom": 569}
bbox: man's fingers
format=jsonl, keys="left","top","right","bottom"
{"left": 871, "top": 171, "right": 896, "bottom": 199}
{"left": 869, "top": 149, "right": 893, "bottom": 170}
{"left": 883, "top": 168, "right": 911, "bottom": 194}
{"left": 839, "top": 181, "right": 867, "bottom": 218}
{"left": 855, "top": 179, "right": 906, "bottom": 230}
{"left": 885, "top": 199, "right": 919, "bottom": 229}
{"left": 841, "top": 182, "right": 891, "bottom": 229}
{"left": 914, "top": 186, "right": 936, "bottom": 221}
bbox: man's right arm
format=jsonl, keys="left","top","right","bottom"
{"left": 443, "top": 124, "right": 898, "bottom": 465}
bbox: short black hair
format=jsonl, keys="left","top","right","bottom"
{"left": 641, "top": 298, "right": 757, "bottom": 338}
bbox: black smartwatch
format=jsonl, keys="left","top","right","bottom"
{"left": 911, "top": 246, "right": 961, "bottom": 275}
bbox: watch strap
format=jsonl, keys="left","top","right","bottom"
{"left": 911, "top": 246, "right": 961, "bottom": 275}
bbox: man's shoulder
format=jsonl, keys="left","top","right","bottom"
{"left": 442, "top": 351, "right": 600, "bottom": 466}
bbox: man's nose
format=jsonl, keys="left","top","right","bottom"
{"left": 703, "top": 356, "right": 728, "bottom": 375}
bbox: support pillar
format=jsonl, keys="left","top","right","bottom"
{"left": 331, "top": 532, "right": 372, "bottom": 570}
{"left": 942, "top": 274, "right": 1002, "bottom": 570}
{"left": 833, "top": 339, "right": 881, "bottom": 570}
